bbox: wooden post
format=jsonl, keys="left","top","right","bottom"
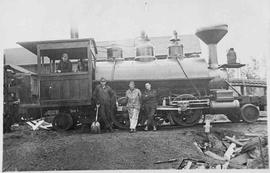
{"left": 41, "top": 56, "right": 44, "bottom": 73}
{"left": 50, "top": 59, "right": 53, "bottom": 73}
{"left": 53, "top": 60, "right": 56, "bottom": 73}
{"left": 37, "top": 45, "right": 41, "bottom": 103}
{"left": 87, "top": 41, "right": 93, "bottom": 101}
{"left": 240, "top": 86, "right": 244, "bottom": 95}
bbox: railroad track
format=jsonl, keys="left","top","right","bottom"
{"left": 135, "top": 114, "right": 268, "bottom": 131}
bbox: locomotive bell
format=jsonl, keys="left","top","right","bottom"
{"left": 168, "top": 31, "right": 183, "bottom": 58}
{"left": 135, "top": 32, "right": 156, "bottom": 62}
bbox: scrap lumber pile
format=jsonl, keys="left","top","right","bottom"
{"left": 177, "top": 120, "right": 268, "bottom": 169}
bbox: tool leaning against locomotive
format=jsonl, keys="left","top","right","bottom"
{"left": 14, "top": 24, "right": 265, "bottom": 130}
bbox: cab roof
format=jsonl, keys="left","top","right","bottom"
{"left": 17, "top": 38, "right": 98, "bottom": 55}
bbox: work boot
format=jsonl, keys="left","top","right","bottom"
{"left": 153, "top": 126, "right": 157, "bottom": 131}
{"left": 144, "top": 126, "right": 148, "bottom": 131}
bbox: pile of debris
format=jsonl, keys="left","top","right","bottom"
{"left": 25, "top": 117, "right": 53, "bottom": 131}
{"left": 169, "top": 120, "right": 268, "bottom": 169}
{"left": 190, "top": 120, "right": 268, "bottom": 169}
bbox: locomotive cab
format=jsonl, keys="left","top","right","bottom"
{"left": 18, "top": 39, "right": 97, "bottom": 107}
{"left": 17, "top": 38, "right": 98, "bottom": 130}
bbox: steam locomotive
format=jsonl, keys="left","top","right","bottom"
{"left": 9, "top": 24, "right": 265, "bottom": 130}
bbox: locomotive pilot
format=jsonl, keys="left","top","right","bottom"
{"left": 57, "top": 53, "right": 72, "bottom": 73}
{"left": 93, "top": 77, "right": 116, "bottom": 132}
{"left": 125, "top": 81, "right": 142, "bottom": 133}
{"left": 142, "top": 82, "right": 158, "bottom": 131}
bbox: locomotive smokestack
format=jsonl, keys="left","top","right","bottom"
{"left": 195, "top": 24, "right": 228, "bottom": 69}
{"left": 70, "top": 25, "right": 79, "bottom": 39}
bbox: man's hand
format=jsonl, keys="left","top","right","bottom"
{"left": 96, "top": 104, "right": 100, "bottom": 108}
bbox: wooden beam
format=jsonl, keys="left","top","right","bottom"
{"left": 37, "top": 45, "right": 41, "bottom": 103}
{"left": 41, "top": 56, "right": 44, "bottom": 73}
{"left": 225, "top": 136, "right": 244, "bottom": 146}
{"left": 38, "top": 41, "right": 89, "bottom": 50}
{"left": 50, "top": 59, "right": 52, "bottom": 73}
{"left": 87, "top": 44, "right": 93, "bottom": 101}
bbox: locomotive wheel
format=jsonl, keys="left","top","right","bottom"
{"left": 226, "top": 113, "right": 241, "bottom": 123}
{"left": 111, "top": 111, "right": 130, "bottom": 129}
{"left": 226, "top": 109, "right": 242, "bottom": 123}
{"left": 240, "top": 104, "right": 260, "bottom": 123}
{"left": 171, "top": 109, "right": 202, "bottom": 126}
{"left": 171, "top": 94, "right": 201, "bottom": 126}
{"left": 52, "top": 113, "right": 73, "bottom": 131}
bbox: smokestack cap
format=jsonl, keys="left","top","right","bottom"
{"left": 195, "top": 24, "right": 228, "bottom": 44}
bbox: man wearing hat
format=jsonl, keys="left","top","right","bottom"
{"left": 93, "top": 77, "right": 116, "bottom": 132}
{"left": 57, "top": 53, "right": 72, "bottom": 73}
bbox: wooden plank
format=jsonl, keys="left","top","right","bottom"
{"left": 71, "top": 79, "right": 80, "bottom": 99}
{"left": 87, "top": 45, "right": 92, "bottom": 100}
{"left": 62, "top": 80, "right": 70, "bottom": 99}
{"left": 37, "top": 45, "right": 41, "bottom": 103}
{"left": 54, "top": 81, "right": 61, "bottom": 99}
{"left": 40, "top": 73, "right": 88, "bottom": 81}
{"left": 40, "top": 81, "right": 50, "bottom": 100}
{"left": 225, "top": 136, "right": 244, "bottom": 146}
{"left": 38, "top": 41, "right": 89, "bottom": 50}
{"left": 40, "top": 99, "right": 91, "bottom": 108}
{"left": 80, "top": 80, "right": 89, "bottom": 99}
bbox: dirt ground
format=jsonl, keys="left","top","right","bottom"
{"left": 2, "top": 115, "right": 269, "bottom": 171}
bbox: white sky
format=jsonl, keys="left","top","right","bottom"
{"left": 0, "top": 0, "right": 269, "bottom": 66}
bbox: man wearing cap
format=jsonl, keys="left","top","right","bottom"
{"left": 126, "top": 81, "right": 141, "bottom": 133}
{"left": 57, "top": 53, "right": 72, "bottom": 73}
{"left": 93, "top": 77, "right": 116, "bottom": 132}
{"left": 142, "top": 82, "right": 158, "bottom": 131}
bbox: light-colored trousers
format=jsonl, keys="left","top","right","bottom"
{"left": 128, "top": 108, "right": 140, "bottom": 129}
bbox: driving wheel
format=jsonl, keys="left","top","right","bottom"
{"left": 171, "top": 94, "right": 202, "bottom": 126}
{"left": 52, "top": 112, "right": 73, "bottom": 131}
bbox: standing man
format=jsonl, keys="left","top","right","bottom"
{"left": 57, "top": 53, "right": 72, "bottom": 73}
{"left": 93, "top": 77, "right": 116, "bottom": 132}
{"left": 142, "top": 82, "right": 158, "bottom": 131}
{"left": 126, "top": 81, "right": 141, "bottom": 133}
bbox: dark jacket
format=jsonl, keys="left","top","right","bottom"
{"left": 93, "top": 84, "right": 116, "bottom": 105}
{"left": 57, "top": 60, "right": 72, "bottom": 73}
{"left": 142, "top": 89, "right": 158, "bottom": 106}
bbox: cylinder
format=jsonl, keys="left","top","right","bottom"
{"left": 240, "top": 104, "right": 259, "bottom": 123}
{"left": 209, "top": 100, "right": 240, "bottom": 114}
